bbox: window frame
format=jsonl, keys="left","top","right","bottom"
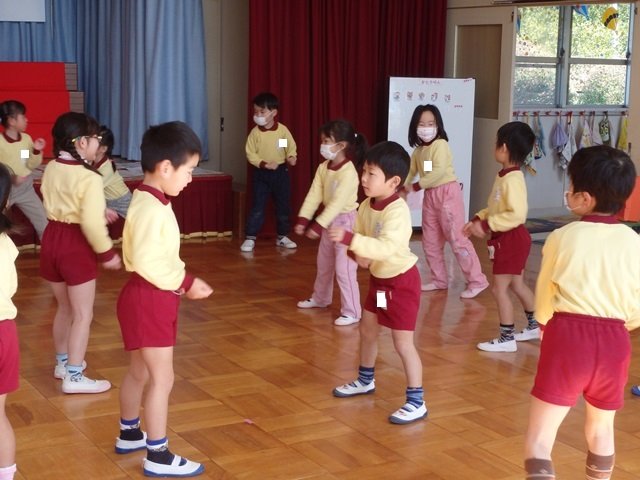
{"left": 514, "top": 4, "right": 634, "bottom": 108}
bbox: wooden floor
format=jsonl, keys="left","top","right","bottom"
{"left": 9, "top": 234, "right": 640, "bottom": 479}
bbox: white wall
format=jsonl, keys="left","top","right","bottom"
{"left": 446, "top": 0, "right": 639, "bottom": 217}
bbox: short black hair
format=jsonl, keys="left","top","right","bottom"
{"left": 99, "top": 125, "right": 115, "bottom": 157}
{"left": 364, "top": 141, "right": 410, "bottom": 184}
{"left": 496, "top": 121, "right": 535, "bottom": 166}
{"left": 140, "top": 121, "right": 201, "bottom": 173}
{"left": 252, "top": 92, "right": 279, "bottom": 110}
{"left": 408, "top": 104, "right": 449, "bottom": 147}
{"left": 0, "top": 100, "right": 26, "bottom": 128}
{"left": 568, "top": 145, "right": 636, "bottom": 214}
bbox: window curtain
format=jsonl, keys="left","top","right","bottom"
{"left": 0, "top": 0, "right": 209, "bottom": 161}
{"left": 249, "top": 0, "right": 447, "bottom": 218}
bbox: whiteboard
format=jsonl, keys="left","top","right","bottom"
{"left": 387, "top": 77, "right": 475, "bottom": 226}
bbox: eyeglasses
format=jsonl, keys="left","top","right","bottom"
{"left": 72, "top": 135, "right": 103, "bottom": 143}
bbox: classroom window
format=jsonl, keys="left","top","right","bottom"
{"left": 514, "top": 4, "right": 633, "bottom": 107}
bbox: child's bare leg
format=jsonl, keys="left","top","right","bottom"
{"left": 333, "top": 309, "right": 378, "bottom": 397}
{"left": 584, "top": 402, "right": 616, "bottom": 479}
{"left": 359, "top": 309, "right": 379, "bottom": 367}
{"left": 510, "top": 273, "right": 535, "bottom": 311}
{"left": 388, "top": 329, "right": 427, "bottom": 424}
{"left": 120, "top": 350, "right": 149, "bottom": 420}
{"left": 492, "top": 274, "right": 515, "bottom": 326}
{"left": 525, "top": 397, "right": 570, "bottom": 458}
{"left": 66, "top": 280, "right": 96, "bottom": 366}
{"left": 140, "top": 346, "right": 174, "bottom": 441}
{"left": 50, "top": 281, "right": 72, "bottom": 357}
{"left": 0, "top": 395, "right": 15, "bottom": 468}
{"left": 391, "top": 329, "right": 421, "bottom": 387}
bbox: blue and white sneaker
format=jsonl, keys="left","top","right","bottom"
{"left": 115, "top": 431, "right": 147, "bottom": 454}
{"left": 333, "top": 379, "right": 375, "bottom": 397}
{"left": 143, "top": 454, "right": 204, "bottom": 477}
{"left": 388, "top": 402, "right": 428, "bottom": 425}
{"left": 631, "top": 385, "right": 640, "bottom": 397}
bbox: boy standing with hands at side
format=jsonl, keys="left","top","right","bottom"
{"left": 328, "top": 141, "right": 426, "bottom": 425}
{"left": 241, "top": 92, "right": 298, "bottom": 252}
{"left": 524, "top": 145, "right": 640, "bottom": 480}
{"left": 114, "top": 122, "right": 212, "bottom": 477}
{"left": 464, "top": 122, "right": 538, "bottom": 352}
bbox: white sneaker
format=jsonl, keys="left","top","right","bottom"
{"left": 297, "top": 298, "right": 328, "bottom": 309}
{"left": 421, "top": 283, "right": 447, "bottom": 292}
{"left": 62, "top": 373, "right": 111, "bottom": 394}
{"left": 514, "top": 327, "right": 541, "bottom": 342}
{"left": 143, "top": 455, "right": 204, "bottom": 477}
{"left": 275, "top": 236, "right": 297, "bottom": 249}
{"left": 115, "top": 431, "right": 147, "bottom": 454}
{"left": 334, "top": 315, "right": 359, "bottom": 326}
{"left": 477, "top": 338, "right": 517, "bottom": 353}
{"left": 460, "top": 283, "right": 489, "bottom": 299}
{"left": 240, "top": 239, "right": 255, "bottom": 252}
{"left": 53, "top": 359, "right": 87, "bottom": 380}
{"left": 333, "top": 379, "right": 375, "bottom": 397}
{"left": 389, "top": 402, "right": 428, "bottom": 425}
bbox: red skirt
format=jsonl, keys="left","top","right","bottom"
{"left": 363, "top": 265, "right": 421, "bottom": 331}
{"left": 117, "top": 273, "right": 181, "bottom": 350}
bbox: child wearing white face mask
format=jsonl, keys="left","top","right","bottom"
{"left": 404, "top": 104, "right": 488, "bottom": 299}
{"left": 241, "top": 92, "right": 298, "bottom": 252}
{"left": 294, "top": 120, "right": 366, "bottom": 326}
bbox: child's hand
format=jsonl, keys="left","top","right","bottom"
{"left": 354, "top": 254, "right": 371, "bottom": 269}
{"left": 286, "top": 156, "right": 297, "bottom": 166}
{"left": 464, "top": 221, "right": 486, "bottom": 239}
{"left": 398, "top": 188, "right": 408, "bottom": 200}
{"left": 102, "top": 253, "right": 122, "bottom": 270}
{"left": 34, "top": 138, "right": 46, "bottom": 151}
{"left": 186, "top": 277, "right": 213, "bottom": 299}
{"left": 105, "top": 208, "right": 119, "bottom": 224}
{"left": 264, "top": 162, "right": 278, "bottom": 170}
{"left": 293, "top": 224, "right": 305, "bottom": 236}
{"left": 305, "top": 229, "right": 319, "bottom": 240}
{"left": 327, "top": 226, "right": 346, "bottom": 243}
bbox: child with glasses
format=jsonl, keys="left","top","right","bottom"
{"left": 40, "top": 112, "right": 121, "bottom": 394}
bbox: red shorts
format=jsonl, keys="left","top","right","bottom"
{"left": 532, "top": 312, "right": 631, "bottom": 410}
{"left": 363, "top": 265, "right": 421, "bottom": 331}
{"left": 0, "top": 320, "right": 20, "bottom": 395}
{"left": 117, "top": 273, "right": 181, "bottom": 351}
{"left": 488, "top": 224, "right": 531, "bottom": 275}
{"left": 40, "top": 221, "right": 98, "bottom": 285}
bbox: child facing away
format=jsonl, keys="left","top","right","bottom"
{"left": 0, "top": 100, "right": 48, "bottom": 240}
{"left": 0, "top": 164, "right": 20, "bottom": 480}
{"left": 463, "top": 121, "right": 539, "bottom": 353}
{"left": 114, "top": 121, "right": 213, "bottom": 477}
{"left": 94, "top": 125, "right": 132, "bottom": 222}
{"left": 40, "top": 112, "right": 121, "bottom": 394}
{"left": 294, "top": 119, "right": 366, "bottom": 326}
{"left": 404, "top": 104, "right": 488, "bottom": 298}
{"left": 328, "top": 141, "right": 427, "bottom": 425}
{"left": 524, "top": 145, "right": 640, "bottom": 480}
{"left": 241, "top": 92, "right": 298, "bottom": 252}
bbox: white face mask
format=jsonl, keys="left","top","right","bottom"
{"left": 320, "top": 143, "right": 341, "bottom": 161}
{"left": 563, "top": 191, "right": 579, "bottom": 212}
{"left": 253, "top": 115, "right": 268, "bottom": 127}
{"left": 417, "top": 126, "right": 437, "bottom": 143}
